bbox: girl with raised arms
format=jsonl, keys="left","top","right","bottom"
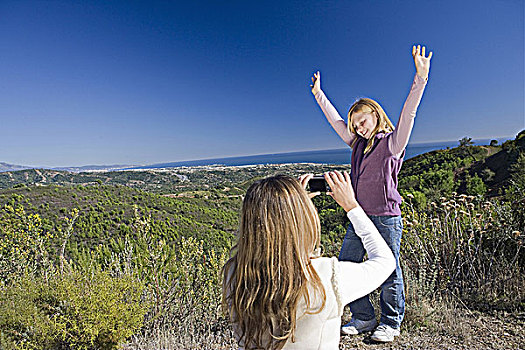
{"left": 222, "top": 172, "right": 395, "bottom": 349}
{"left": 310, "top": 45, "right": 432, "bottom": 342}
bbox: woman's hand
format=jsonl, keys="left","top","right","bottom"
{"left": 310, "top": 71, "right": 321, "bottom": 95}
{"left": 298, "top": 174, "right": 321, "bottom": 198}
{"left": 324, "top": 171, "right": 358, "bottom": 212}
{"left": 412, "top": 44, "right": 432, "bottom": 80}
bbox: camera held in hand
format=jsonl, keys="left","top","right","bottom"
{"left": 307, "top": 175, "right": 330, "bottom": 193}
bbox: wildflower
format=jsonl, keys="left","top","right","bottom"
{"left": 514, "top": 231, "right": 521, "bottom": 238}
{"left": 441, "top": 202, "right": 448, "bottom": 207}
{"left": 468, "top": 203, "right": 475, "bottom": 208}
{"left": 467, "top": 195, "right": 475, "bottom": 201}
{"left": 459, "top": 194, "right": 467, "bottom": 198}
{"left": 452, "top": 192, "right": 457, "bottom": 196}
{"left": 459, "top": 210, "right": 469, "bottom": 215}
{"left": 431, "top": 202, "right": 437, "bottom": 207}
{"left": 440, "top": 197, "right": 447, "bottom": 202}
{"left": 406, "top": 193, "right": 414, "bottom": 199}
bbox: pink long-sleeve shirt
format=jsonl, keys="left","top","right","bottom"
{"left": 313, "top": 74, "right": 428, "bottom": 159}
{"left": 313, "top": 74, "right": 428, "bottom": 215}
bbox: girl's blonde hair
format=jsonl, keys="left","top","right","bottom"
{"left": 348, "top": 98, "right": 395, "bottom": 154}
{"left": 222, "top": 175, "right": 326, "bottom": 349}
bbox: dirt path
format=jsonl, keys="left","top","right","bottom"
{"left": 34, "top": 169, "right": 47, "bottom": 183}
{"left": 339, "top": 311, "right": 524, "bottom": 349}
{"left": 125, "top": 311, "right": 524, "bottom": 349}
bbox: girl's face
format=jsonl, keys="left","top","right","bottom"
{"left": 351, "top": 110, "right": 378, "bottom": 139}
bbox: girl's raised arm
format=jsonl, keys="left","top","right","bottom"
{"left": 311, "top": 71, "right": 356, "bottom": 147}
{"left": 389, "top": 45, "right": 432, "bottom": 158}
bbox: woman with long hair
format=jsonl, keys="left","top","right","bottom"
{"left": 222, "top": 171, "right": 395, "bottom": 349}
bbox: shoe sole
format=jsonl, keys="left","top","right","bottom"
{"left": 340, "top": 328, "right": 358, "bottom": 336}
{"left": 371, "top": 335, "right": 394, "bottom": 342}
{"left": 341, "top": 323, "right": 378, "bottom": 336}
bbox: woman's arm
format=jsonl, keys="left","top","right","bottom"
{"left": 311, "top": 71, "right": 356, "bottom": 147}
{"left": 389, "top": 45, "right": 433, "bottom": 158}
{"left": 334, "top": 207, "right": 396, "bottom": 305}
{"left": 324, "top": 171, "right": 395, "bottom": 306}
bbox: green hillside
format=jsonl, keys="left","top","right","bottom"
{"left": 0, "top": 133, "right": 523, "bottom": 349}
{"left": 0, "top": 184, "right": 239, "bottom": 258}
{"left": 398, "top": 130, "right": 525, "bottom": 207}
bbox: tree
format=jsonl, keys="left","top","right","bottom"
{"left": 490, "top": 139, "right": 498, "bottom": 147}
{"left": 459, "top": 137, "right": 474, "bottom": 147}
{"left": 459, "top": 137, "right": 476, "bottom": 161}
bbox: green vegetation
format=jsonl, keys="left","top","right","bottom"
{"left": 399, "top": 130, "right": 525, "bottom": 208}
{"left": 0, "top": 204, "right": 231, "bottom": 349}
{"left": 402, "top": 193, "right": 523, "bottom": 312}
{"left": 0, "top": 132, "right": 523, "bottom": 348}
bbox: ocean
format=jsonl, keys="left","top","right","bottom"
{"left": 135, "top": 139, "right": 489, "bottom": 169}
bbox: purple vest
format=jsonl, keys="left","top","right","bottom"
{"left": 351, "top": 132, "right": 404, "bottom": 216}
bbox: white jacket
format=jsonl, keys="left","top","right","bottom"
{"left": 234, "top": 206, "right": 396, "bottom": 350}
{"left": 283, "top": 206, "right": 395, "bottom": 349}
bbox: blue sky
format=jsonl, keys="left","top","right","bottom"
{"left": 0, "top": 0, "right": 523, "bottom": 167}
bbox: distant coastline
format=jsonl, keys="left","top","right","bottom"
{"left": 0, "top": 138, "right": 510, "bottom": 173}
{"left": 132, "top": 138, "right": 505, "bottom": 170}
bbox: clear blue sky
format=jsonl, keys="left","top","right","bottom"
{"left": 0, "top": 0, "right": 523, "bottom": 167}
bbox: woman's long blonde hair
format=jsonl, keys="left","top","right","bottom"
{"left": 222, "top": 175, "right": 326, "bottom": 349}
{"left": 348, "top": 98, "right": 394, "bottom": 154}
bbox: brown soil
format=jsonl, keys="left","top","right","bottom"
{"left": 339, "top": 311, "right": 525, "bottom": 350}
{"left": 126, "top": 311, "right": 524, "bottom": 349}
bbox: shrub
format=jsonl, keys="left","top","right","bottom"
{"left": 465, "top": 174, "right": 487, "bottom": 196}
{"left": 0, "top": 205, "right": 52, "bottom": 286}
{"left": 0, "top": 205, "right": 147, "bottom": 349}
{"left": 94, "top": 209, "right": 233, "bottom": 348}
{"left": 0, "top": 270, "right": 146, "bottom": 350}
{"left": 401, "top": 194, "right": 524, "bottom": 311}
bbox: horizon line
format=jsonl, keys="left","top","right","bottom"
{"left": 2, "top": 135, "right": 515, "bottom": 170}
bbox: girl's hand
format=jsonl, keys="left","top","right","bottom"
{"left": 324, "top": 171, "right": 358, "bottom": 212}
{"left": 412, "top": 45, "right": 433, "bottom": 80}
{"left": 298, "top": 173, "right": 321, "bottom": 198}
{"left": 310, "top": 71, "right": 321, "bottom": 95}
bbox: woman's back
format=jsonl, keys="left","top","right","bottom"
{"left": 223, "top": 174, "right": 395, "bottom": 350}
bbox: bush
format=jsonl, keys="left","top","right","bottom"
{"left": 401, "top": 190, "right": 427, "bottom": 210}
{"left": 401, "top": 194, "right": 524, "bottom": 310}
{"left": 0, "top": 205, "right": 51, "bottom": 286}
{"left": 506, "top": 152, "right": 525, "bottom": 228}
{"left": 465, "top": 174, "right": 487, "bottom": 196}
{"left": 0, "top": 204, "right": 147, "bottom": 349}
{"left": 0, "top": 270, "right": 146, "bottom": 350}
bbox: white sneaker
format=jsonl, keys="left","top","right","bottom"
{"left": 370, "top": 324, "right": 400, "bottom": 342}
{"left": 341, "top": 318, "right": 378, "bottom": 335}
